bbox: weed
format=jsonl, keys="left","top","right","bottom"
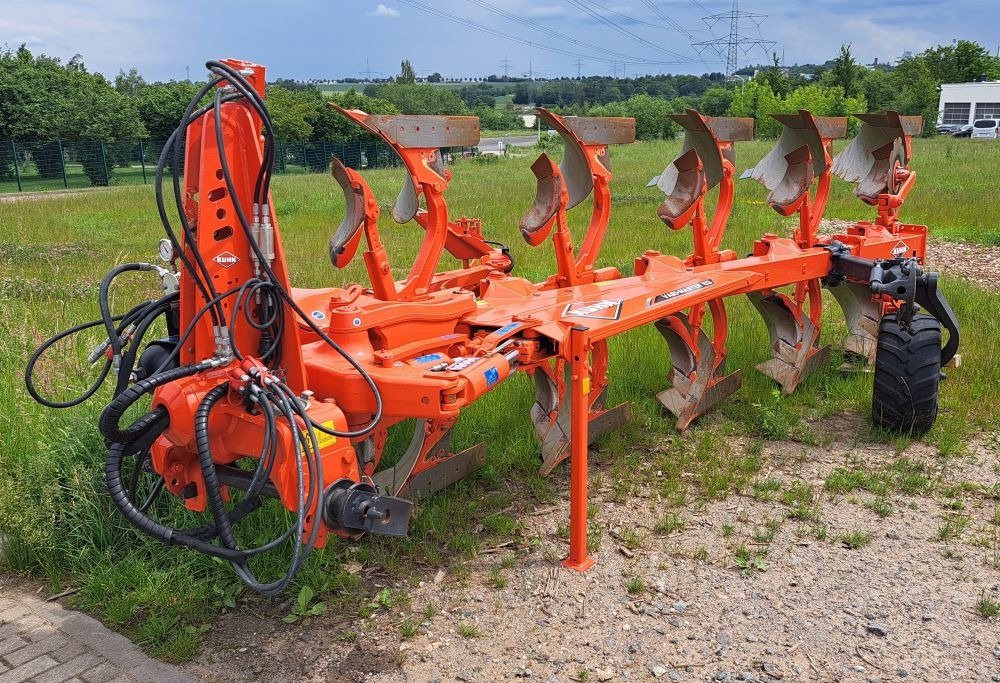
{"left": 733, "top": 544, "right": 768, "bottom": 575}
{"left": 782, "top": 481, "right": 818, "bottom": 521}
{"left": 865, "top": 498, "right": 893, "bottom": 518}
{"left": 457, "top": 622, "right": 480, "bottom": 638}
{"left": 751, "top": 477, "right": 783, "bottom": 501}
{"left": 283, "top": 586, "right": 326, "bottom": 624}
{"left": 423, "top": 603, "right": 439, "bottom": 620}
{"left": 752, "top": 517, "right": 782, "bottom": 544}
{"left": 654, "top": 512, "right": 685, "bottom": 535}
{"left": 937, "top": 514, "right": 971, "bottom": 542}
{"left": 488, "top": 567, "right": 508, "bottom": 590}
{"left": 839, "top": 530, "right": 872, "bottom": 549}
{"left": 976, "top": 591, "right": 1000, "bottom": 619}
{"left": 751, "top": 389, "right": 792, "bottom": 440}
{"left": 575, "top": 669, "right": 591, "bottom": 682}
{"left": 620, "top": 528, "right": 646, "bottom": 550}
{"left": 692, "top": 547, "right": 709, "bottom": 561}
{"left": 721, "top": 523, "right": 735, "bottom": 538}
{"left": 626, "top": 577, "right": 645, "bottom": 595}
{"left": 399, "top": 619, "right": 417, "bottom": 639}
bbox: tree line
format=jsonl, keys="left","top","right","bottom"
{"left": 2, "top": 42, "right": 998, "bottom": 184}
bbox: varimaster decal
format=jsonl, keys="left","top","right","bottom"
{"left": 562, "top": 299, "right": 623, "bottom": 320}
{"left": 890, "top": 241, "right": 909, "bottom": 257}
{"left": 646, "top": 279, "right": 715, "bottom": 307}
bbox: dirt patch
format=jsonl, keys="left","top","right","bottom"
{"left": 183, "top": 423, "right": 1000, "bottom": 682}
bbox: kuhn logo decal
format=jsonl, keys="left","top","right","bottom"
{"left": 647, "top": 279, "right": 714, "bottom": 306}
{"left": 890, "top": 241, "right": 909, "bottom": 257}
{"left": 562, "top": 299, "right": 623, "bottom": 320}
{"left": 213, "top": 251, "right": 240, "bottom": 268}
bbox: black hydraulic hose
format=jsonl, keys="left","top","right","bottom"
{"left": 194, "top": 384, "right": 239, "bottom": 548}
{"left": 98, "top": 264, "right": 157, "bottom": 363}
{"left": 207, "top": 72, "right": 384, "bottom": 438}
{"left": 99, "top": 364, "right": 204, "bottom": 445}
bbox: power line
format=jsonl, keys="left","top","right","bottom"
{"left": 500, "top": 55, "right": 512, "bottom": 78}
{"left": 563, "top": 0, "right": 700, "bottom": 63}
{"left": 392, "top": 0, "right": 697, "bottom": 66}
{"left": 461, "top": 0, "right": 684, "bottom": 64}
{"left": 639, "top": 0, "right": 696, "bottom": 40}
{"left": 692, "top": 0, "right": 775, "bottom": 76}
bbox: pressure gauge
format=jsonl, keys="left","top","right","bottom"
{"left": 157, "top": 238, "right": 175, "bottom": 263}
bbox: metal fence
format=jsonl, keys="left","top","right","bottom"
{"left": 0, "top": 139, "right": 478, "bottom": 194}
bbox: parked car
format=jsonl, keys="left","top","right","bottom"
{"left": 937, "top": 123, "right": 963, "bottom": 135}
{"left": 952, "top": 124, "right": 974, "bottom": 138}
{"left": 971, "top": 119, "right": 999, "bottom": 139}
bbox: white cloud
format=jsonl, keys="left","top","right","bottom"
{"left": 366, "top": 3, "right": 400, "bottom": 18}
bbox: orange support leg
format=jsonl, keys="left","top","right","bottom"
{"left": 563, "top": 325, "right": 595, "bottom": 572}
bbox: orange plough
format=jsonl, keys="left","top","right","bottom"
{"left": 27, "top": 60, "right": 959, "bottom": 591}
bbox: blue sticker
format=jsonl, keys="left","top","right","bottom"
{"left": 311, "top": 310, "right": 326, "bottom": 320}
{"left": 414, "top": 353, "right": 443, "bottom": 364}
{"left": 484, "top": 366, "right": 499, "bottom": 387}
{"left": 494, "top": 322, "right": 521, "bottom": 337}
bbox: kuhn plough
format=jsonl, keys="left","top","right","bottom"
{"left": 27, "top": 59, "right": 959, "bottom": 591}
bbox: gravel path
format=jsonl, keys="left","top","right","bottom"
{"left": 185, "top": 421, "right": 1000, "bottom": 682}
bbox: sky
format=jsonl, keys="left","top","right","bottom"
{"left": 1, "top": 0, "right": 997, "bottom": 82}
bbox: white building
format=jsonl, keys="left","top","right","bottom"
{"left": 938, "top": 81, "right": 1000, "bottom": 125}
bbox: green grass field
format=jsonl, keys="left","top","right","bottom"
{"left": 0, "top": 136, "right": 997, "bottom": 660}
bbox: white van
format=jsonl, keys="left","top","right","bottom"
{"left": 971, "top": 119, "right": 999, "bottom": 139}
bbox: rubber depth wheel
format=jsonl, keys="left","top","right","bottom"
{"left": 871, "top": 313, "right": 941, "bottom": 435}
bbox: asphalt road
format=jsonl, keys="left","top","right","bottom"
{"left": 478, "top": 135, "right": 538, "bottom": 152}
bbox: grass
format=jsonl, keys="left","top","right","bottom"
{"left": 1, "top": 136, "right": 998, "bottom": 660}
{"left": 838, "top": 530, "right": 873, "bottom": 549}
{"left": 976, "top": 591, "right": 1000, "bottom": 619}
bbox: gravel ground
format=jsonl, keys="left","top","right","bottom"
{"left": 185, "top": 419, "right": 1000, "bottom": 683}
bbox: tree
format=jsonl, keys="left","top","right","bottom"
{"left": 823, "top": 44, "right": 866, "bottom": 98}
{"left": 134, "top": 80, "right": 201, "bottom": 141}
{"left": 756, "top": 53, "right": 790, "bottom": 97}
{"left": 0, "top": 46, "right": 145, "bottom": 184}
{"left": 114, "top": 67, "right": 146, "bottom": 97}
{"left": 427, "top": 72, "right": 443, "bottom": 83}
{"left": 726, "top": 80, "right": 782, "bottom": 136}
{"left": 887, "top": 55, "right": 940, "bottom": 134}
{"left": 266, "top": 85, "right": 316, "bottom": 141}
{"left": 699, "top": 87, "right": 733, "bottom": 116}
{"left": 861, "top": 68, "right": 894, "bottom": 113}
{"left": 590, "top": 94, "right": 676, "bottom": 140}
{"left": 364, "top": 82, "right": 468, "bottom": 115}
{"left": 397, "top": 59, "right": 416, "bottom": 85}
{"left": 921, "top": 40, "right": 1000, "bottom": 83}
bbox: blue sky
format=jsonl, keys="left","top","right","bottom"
{"left": 2, "top": 0, "right": 996, "bottom": 81}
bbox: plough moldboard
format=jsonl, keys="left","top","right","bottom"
{"left": 26, "top": 59, "right": 960, "bottom": 592}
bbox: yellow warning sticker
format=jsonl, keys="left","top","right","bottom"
{"left": 315, "top": 420, "right": 337, "bottom": 450}
{"left": 582, "top": 377, "right": 591, "bottom": 395}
